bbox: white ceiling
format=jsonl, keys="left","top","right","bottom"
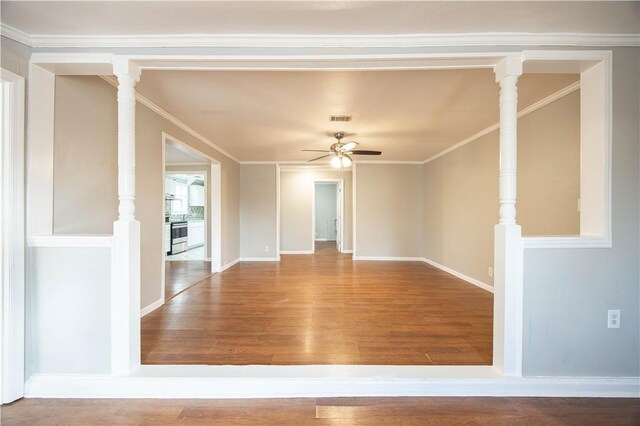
{"left": 165, "top": 142, "right": 209, "bottom": 165}
{"left": 137, "top": 69, "right": 579, "bottom": 162}
{"left": 2, "top": 1, "right": 638, "bottom": 36}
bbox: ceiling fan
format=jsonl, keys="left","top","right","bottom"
{"left": 303, "top": 132, "right": 382, "bottom": 168}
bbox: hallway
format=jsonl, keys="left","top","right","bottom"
{"left": 142, "top": 242, "right": 493, "bottom": 365}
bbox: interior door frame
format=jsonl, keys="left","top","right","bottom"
{"left": 0, "top": 68, "right": 25, "bottom": 404}
{"left": 157, "top": 132, "right": 222, "bottom": 310}
{"left": 312, "top": 179, "right": 344, "bottom": 253}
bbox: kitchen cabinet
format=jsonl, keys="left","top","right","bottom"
{"left": 189, "top": 184, "right": 205, "bottom": 207}
{"left": 187, "top": 221, "right": 205, "bottom": 248}
{"left": 164, "top": 178, "right": 176, "bottom": 197}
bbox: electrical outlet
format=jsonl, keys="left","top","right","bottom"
{"left": 488, "top": 267, "right": 493, "bottom": 277}
{"left": 264, "top": 246, "right": 269, "bottom": 253}
{"left": 608, "top": 309, "right": 621, "bottom": 328}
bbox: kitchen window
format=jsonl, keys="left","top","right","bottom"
{"left": 170, "top": 182, "right": 189, "bottom": 214}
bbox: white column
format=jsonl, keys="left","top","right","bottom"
{"left": 493, "top": 56, "right": 524, "bottom": 377}
{"left": 111, "top": 59, "right": 141, "bottom": 376}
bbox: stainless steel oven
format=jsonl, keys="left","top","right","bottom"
{"left": 170, "top": 221, "right": 188, "bottom": 255}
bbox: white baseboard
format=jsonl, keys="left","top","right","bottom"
{"left": 140, "top": 298, "right": 164, "bottom": 317}
{"left": 280, "top": 250, "right": 314, "bottom": 254}
{"left": 341, "top": 249, "right": 353, "bottom": 254}
{"left": 240, "top": 257, "right": 279, "bottom": 262}
{"left": 353, "top": 256, "right": 425, "bottom": 261}
{"left": 423, "top": 257, "right": 494, "bottom": 293}
{"left": 220, "top": 258, "right": 240, "bottom": 272}
{"left": 314, "top": 238, "right": 330, "bottom": 242}
{"left": 24, "top": 371, "right": 640, "bottom": 399}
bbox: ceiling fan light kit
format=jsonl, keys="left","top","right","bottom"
{"left": 303, "top": 132, "right": 382, "bottom": 167}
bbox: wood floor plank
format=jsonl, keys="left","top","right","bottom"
{"left": 164, "top": 260, "right": 213, "bottom": 301}
{"left": 3, "top": 397, "right": 639, "bottom": 425}
{"left": 143, "top": 242, "right": 494, "bottom": 365}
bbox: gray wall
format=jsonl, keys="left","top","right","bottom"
{"left": 280, "top": 169, "right": 353, "bottom": 252}
{"left": 356, "top": 164, "right": 424, "bottom": 258}
{"left": 27, "top": 247, "right": 111, "bottom": 376}
{"left": 240, "top": 164, "right": 277, "bottom": 258}
{"left": 423, "top": 90, "right": 581, "bottom": 287}
{"left": 522, "top": 48, "right": 640, "bottom": 377}
{"left": 52, "top": 76, "right": 240, "bottom": 308}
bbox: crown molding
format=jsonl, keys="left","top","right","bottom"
{"left": 2, "top": 24, "right": 638, "bottom": 49}
{"left": 99, "top": 76, "right": 239, "bottom": 163}
{"left": 423, "top": 80, "right": 581, "bottom": 164}
{"left": 0, "top": 24, "right": 31, "bottom": 46}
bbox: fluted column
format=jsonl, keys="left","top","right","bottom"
{"left": 111, "top": 59, "right": 141, "bottom": 376}
{"left": 493, "top": 56, "right": 524, "bottom": 378}
{"left": 498, "top": 74, "right": 519, "bottom": 225}
{"left": 115, "top": 61, "right": 140, "bottom": 221}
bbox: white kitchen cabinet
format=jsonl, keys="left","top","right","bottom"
{"left": 164, "top": 178, "right": 176, "bottom": 197}
{"left": 187, "top": 221, "right": 205, "bottom": 248}
{"left": 189, "top": 184, "right": 205, "bottom": 207}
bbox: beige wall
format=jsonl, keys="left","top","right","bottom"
{"left": 519, "top": 91, "right": 580, "bottom": 235}
{"left": 423, "top": 90, "right": 581, "bottom": 286}
{"left": 280, "top": 169, "right": 353, "bottom": 252}
{"left": 355, "top": 164, "right": 423, "bottom": 257}
{"left": 52, "top": 76, "right": 240, "bottom": 308}
{"left": 240, "top": 164, "right": 277, "bottom": 258}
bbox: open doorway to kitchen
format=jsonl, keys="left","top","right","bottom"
{"left": 162, "top": 139, "right": 214, "bottom": 301}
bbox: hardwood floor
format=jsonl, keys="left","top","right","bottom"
{"left": 4, "top": 397, "right": 639, "bottom": 425}
{"left": 164, "top": 260, "right": 213, "bottom": 301}
{"left": 143, "top": 242, "right": 493, "bottom": 365}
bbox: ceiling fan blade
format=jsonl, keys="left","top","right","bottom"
{"left": 302, "top": 149, "right": 331, "bottom": 152}
{"left": 307, "top": 154, "right": 331, "bottom": 163}
{"left": 350, "top": 150, "right": 382, "bottom": 155}
{"left": 341, "top": 141, "right": 358, "bottom": 152}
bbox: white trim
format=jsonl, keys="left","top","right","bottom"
{"left": 423, "top": 258, "right": 494, "bottom": 293}
{"left": 240, "top": 257, "right": 279, "bottom": 262}
{"left": 0, "top": 25, "right": 32, "bottom": 47}
{"left": 1, "top": 68, "right": 25, "bottom": 404}
{"left": 27, "top": 235, "right": 113, "bottom": 248}
{"left": 352, "top": 163, "right": 357, "bottom": 258}
{"left": 423, "top": 80, "right": 580, "bottom": 164}
{"left": 140, "top": 298, "right": 164, "bottom": 317}
{"left": 24, "top": 371, "right": 640, "bottom": 399}
{"left": 315, "top": 238, "right": 330, "bottom": 242}
{"left": 100, "top": 76, "right": 239, "bottom": 163}
{"left": 220, "top": 258, "right": 240, "bottom": 272}
{"left": 3, "top": 24, "right": 638, "bottom": 49}
{"left": 522, "top": 236, "right": 611, "bottom": 249}
{"left": 341, "top": 249, "right": 353, "bottom": 254}
{"left": 353, "top": 256, "right": 425, "bottom": 262}
{"left": 279, "top": 250, "right": 314, "bottom": 255}
{"left": 275, "top": 164, "right": 281, "bottom": 260}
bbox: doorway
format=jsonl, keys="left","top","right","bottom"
{"left": 160, "top": 135, "right": 221, "bottom": 303}
{"left": 313, "top": 180, "right": 343, "bottom": 253}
